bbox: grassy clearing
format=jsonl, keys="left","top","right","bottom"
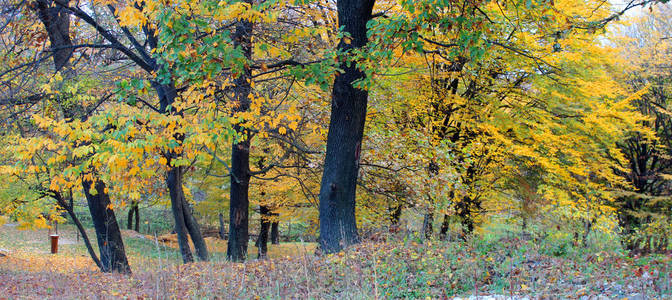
{"left": 0, "top": 224, "right": 316, "bottom": 273}
{"left": 1, "top": 223, "right": 670, "bottom": 299}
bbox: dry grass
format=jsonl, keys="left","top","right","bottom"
{"left": 1, "top": 223, "right": 671, "bottom": 299}
{"left": 155, "top": 232, "right": 317, "bottom": 260}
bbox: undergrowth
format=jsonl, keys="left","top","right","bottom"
{"left": 1, "top": 224, "right": 670, "bottom": 299}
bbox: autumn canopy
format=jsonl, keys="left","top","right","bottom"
{"left": 0, "top": 0, "right": 671, "bottom": 296}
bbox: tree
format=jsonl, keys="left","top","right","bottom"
{"left": 0, "top": 0, "right": 131, "bottom": 273}
{"left": 613, "top": 4, "right": 672, "bottom": 252}
{"left": 158, "top": 0, "right": 336, "bottom": 260}
{"left": 318, "top": 0, "right": 376, "bottom": 254}
{"left": 355, "top": 0, "right": 650, "bottom": 240}
{"left": 226, "top": 0, "right": 254, "bottom": 262}
{"left": 127, "top": 200, "right": 139, "bottom": 232}
{"left": 52, "top": 0, "right": 214, "bottom": 263}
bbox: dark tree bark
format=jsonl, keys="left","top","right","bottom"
{"left": 134, "top": 204, "right": 139, "bottom": 232}
{"left": 227, "top": 136, "right": 251, "bottom": 261}
{"left": 270, "top": 214, "right": 280, "bottom": 244}
{"left": 165, "top": 165, "right": 209, "bottom": 263}
{"left": 422, "top": 212, "right": 434, "bottom": 240}
{"left": 82, "top": 179, "right": 131, "bottom": 274}
{"left": 41, "top": 0, "right": 208, "bottom": 264}
{"left": 389, "top": 204, "right": 402, "bottom": 228}
{"left": 181, "top": 192, "right": 208, "bottom": 260}
{"left": 614, "top": 83, "right": 672, "bottom": 253}
{"left": 227, "top": 2, "right": 253, "bottom": 262}
{"left": 127, "top": 205, "right": 133, "bottom": 230}
{"left": 165, "top": 153, "right": 192, "bottom": 262}
{"left": 455, "top": 195, "right": 481, "bottom": 236}
{"left": 32, "top": 0, "right": 73, "bottom": 72}
{"left": 255, "top": 205, "right": 271, "bottom": 259}
{"left": 439, "top": 214, "right": 450, "bottom": 240}
{"left": 318, "top": 0, "right": 376, "bottom": 254}
{"left": 127, "top": 201, "right": 139, "bottom": 232}
{"left": 156, "top": 80, "right": 209, "bottom": 263}
{"left": 33, "top": 1, "right": 131, "bottom": 274}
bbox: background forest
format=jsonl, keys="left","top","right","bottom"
{"left": 0, "top": 0, "right": 671, "bottom": 298}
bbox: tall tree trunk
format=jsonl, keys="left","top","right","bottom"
{"left": 581, "top": 218, "right": 594, "bottom": 248}
{"left": 134, "top": 204, "right": 139, "bottom": 232}
{"left": 127, "top": 201, "right": 139, "bottom": 232}
{"left": 82, "top": 179, "right": 131, "bottom": 274}
{"left": 166, "top": 166, "right": 193, "bottom": 263}
{"left": 227, "top": 136, "right": 251, "bottom": 262}
{"left": 166, "top": 166, "right": 209, "bottom": 262}
{"left": 422, "top": 212, "right": 434, "bottom": 240}
{"left": 389, "top": 204, "right": 402, "bottom": 229}
{"left": 318, "top": 0, "right": 375, "bottom": 254}
{"left": 227, "top": 3, "right": 253, "bottom": 262}
{"left": 127, "top": 205, "right": 133, "bottom": 230}
{"left": 156, "top": 81, "right": 209, "bottom": 263}
{"left": 256, "top": 205, "right": 271, "bottom": 259}
{"left": 439, "top": 214, "right": 450, "bottom": 240}
{"left": 181, "top": 193, "right": 208, "bottom": 261}
{"left": 270, "top": 214, "right": 280, "bottom": 245}
{"left": 456, "top": 195, "right": 477, "bottom": 236}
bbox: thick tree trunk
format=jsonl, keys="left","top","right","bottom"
{"left": 256, "top": 205, "right": 271, "bottom": 259}
{"left": 33, "top": 0, "right": 73, "bottom": 72}
{"left": 318, "top": 0, "right": 375, "bottom": 254}
{"left": 82, "top": 179, "right": 131, "bottom": 274}
{"left": 227, "top": 138, "right": 251, "bottom": 261}
{"left": 270, "top": 212, "right": 280, "bottom": 245}
{"left": 227, "top": 3, "right": 253, "bottom": 262}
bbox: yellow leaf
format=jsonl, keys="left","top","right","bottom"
{"left": 129, "top": 166, "right": 140, "bottom": 176}
{"left": 118, "top": 6, "right": 147, "bottom": 27}
{"left": 0, "top": 215, "right": 9, "bottom": 226}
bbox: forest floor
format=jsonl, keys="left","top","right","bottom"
{"left": 0, "top": 223, "right": 670, "bottom": 299}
